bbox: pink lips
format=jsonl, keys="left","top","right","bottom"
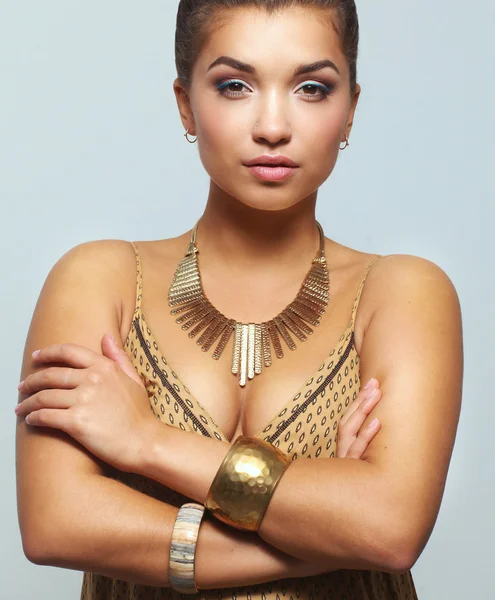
{"left": 244, "top": 154, "right": 299, "bottom": 181}
{"left": 246, "top": 165, "right": 297, "bottom": 181}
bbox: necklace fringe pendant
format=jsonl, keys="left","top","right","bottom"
{"left": 168, "top": 220, "right": 329, "bottom": 387}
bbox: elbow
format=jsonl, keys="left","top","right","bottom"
{"left": 381, "top": 545, "right": 418, "bottom": 575}
{"left": 357, "top": 482, "right": 430, "bottom": 573}
{"left": 357, "top": 537, "right": 415, "bottom": 575}
{"left": 19, "top": 515, "right": 64, "bottom": 566}
{"left": 21, "top": 530, "right": 53, "bottom": 566}
{"left": 376, "top": 521, "right": 425, "bottom": 574}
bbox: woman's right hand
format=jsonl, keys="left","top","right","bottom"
{"left": 336, "top": 378, "right": 382, "bottom": 459}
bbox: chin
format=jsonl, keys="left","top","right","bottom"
{"left": 220, "top": 181, "right": 310, "bottom": 212}
{"left": 236, "top": 197, "right": 303, "bottom": 212}
{"left": 208, "top": 169, "right": 321, "bottom": 212}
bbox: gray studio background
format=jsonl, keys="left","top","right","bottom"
{"left": 1, "top": 1, "right": 493, "bottom": 598}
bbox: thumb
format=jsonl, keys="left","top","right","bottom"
{"left": 102, "top": 332, "right": 146, "bottom": 388}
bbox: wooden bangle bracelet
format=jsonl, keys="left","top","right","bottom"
{"left": 169, "top": 502, "right": 205, "bottom": 594}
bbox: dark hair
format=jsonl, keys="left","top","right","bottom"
{"left": 175, "top": 0, "right": 359, "bottom": 96}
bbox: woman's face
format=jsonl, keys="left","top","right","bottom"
{"left": 174, "top": 6, "right": 360, "bottom": 212}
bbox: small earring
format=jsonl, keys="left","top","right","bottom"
{"left": 339, "top": 135, "right": 349, "bottom": 150}
{"left": 184, "top": 129, "right": 197, "bottom": 144}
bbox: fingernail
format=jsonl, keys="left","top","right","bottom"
{"left": 32, "top": 349, "right": 40, "bottom": 358}
{"left": 109, "top": 333, "right": 117, "bottom": 344}
{"left": 363, "top": 378, "right": 375, "bottom": 390}
{"left": 364, "top": 387, "right": 377, "bottom": 400}
{"left": 368, "top": 418, "right": 379, "bottom": 429}
{"left": 363, "top": 392, "right": 378, "bottom": 408}
{"left": 17, "top": 380, "right": 24, "bottom": 390}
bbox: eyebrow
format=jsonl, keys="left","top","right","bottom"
{"left": 207, "top": 55, "right": 340, "bottom": 76}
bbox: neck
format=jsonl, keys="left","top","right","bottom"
{"left": 196, "top": 185, "right": 322, "bottom": 273}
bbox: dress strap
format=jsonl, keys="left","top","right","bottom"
{"left": 129, "top": 241, "right": 143, "bottom": 316}
{"left": 350, "top": 255, "right": 383, "bottom": 329}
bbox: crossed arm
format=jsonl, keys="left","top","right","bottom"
{"left": 15, "top": 241, "right": 463, "bottom": 588}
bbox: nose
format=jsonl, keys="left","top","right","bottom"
{"left": 252, "top": 90, "right": 292, "bottom": 144}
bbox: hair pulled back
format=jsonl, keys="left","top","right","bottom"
{"left": 175, "top": 0, "right": 359, "bottom": 96}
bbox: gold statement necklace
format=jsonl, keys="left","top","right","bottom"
{"left": 168, "top": 219, "right": 329, "bottom": 387}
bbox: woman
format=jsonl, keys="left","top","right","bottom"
{"left": 15, "top": 1, "right": 463, "bottom": 599}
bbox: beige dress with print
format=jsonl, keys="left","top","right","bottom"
{"left": 80, "top": 243, "right": 418, "bottom": 600}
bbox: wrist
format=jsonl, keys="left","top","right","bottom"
{"left": 134, "top": 421, "right": 232, "bottom": 503}
{"left": 135, "top": 419, "right": 169, "bottom": 479}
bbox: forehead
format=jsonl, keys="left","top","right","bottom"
{"left": 196, "top": 6, "right": 346, "bottom": 76}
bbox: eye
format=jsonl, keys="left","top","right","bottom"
{"left": 215, "top": 79, "right": 251, "bottom": 98}
{"left": 214, "top": 79, "right": 334, "bottom": 100}
{"left": 296, "top": 81, "right": 333, "bottom": 100}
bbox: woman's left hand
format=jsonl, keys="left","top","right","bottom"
{"left": 15, "top": 333, "right": 158, "bottom": 474}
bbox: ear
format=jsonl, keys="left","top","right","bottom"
{"left": 345, "top": 83, "right": 361, "bottom": 139}
{"left": 173, "top": 77, "right": 196, "bottom": 136}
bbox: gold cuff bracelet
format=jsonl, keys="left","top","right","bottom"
{"left": 204, "top": 435, "right": 291, "bottom": 531}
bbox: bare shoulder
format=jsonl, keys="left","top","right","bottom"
{"left": 54, "top": 237, "right": 137, "bottom": 300}
{"left": 369, "top": 253, "right": 461, "bottom": 317}
{"left": 353, "top": 253, "right": 461, "bottom": 348}
{"left": 365, "top": 253, "right": 458, "bottom": 294}
{"left": 33, "top": 238, "right": 147, "bottom": 350}
{"left": 52, "top": 238, "right": 137, "bottom": 281}
{"left": 49, "top": 233, "right": 194, "bottom": 335}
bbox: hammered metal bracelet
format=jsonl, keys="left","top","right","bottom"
{"left": 204, "top": 436, "right": 291, "bottom": 531}
{"left": 169, "top": 502, "right": 205, "bottom": 594}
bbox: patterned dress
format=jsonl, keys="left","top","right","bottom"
{"left": 80, "top": 242, "right": 418, "bottom": 600}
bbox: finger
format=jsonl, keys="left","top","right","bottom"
{"left": 31, "top": 343, "right": 101, "bottom": 369}
{"left": 342, "top": 388, "right": 382, "bottom": 438}
{"left": 16, "top": 388, "right": 77, "bottom": 419}
{"left": 345, "top": 418, "right": 381, "bottom": 459}
{"left": 340, "top": 379, "right": 379, "bottom": 426}
{"left": 101, "top": 333, "right": 145, "bottom": 388}
{"left": 24, "top": 407, "right": 72, "bottom": 432}
{"left": 339, "top": 379, "right": 380, "bottom": 428}
{"left": 18, "top": 366, "right": 81, "bottom": 396}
